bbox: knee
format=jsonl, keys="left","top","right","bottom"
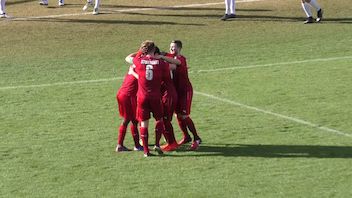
{"left": 177, "top": 114, "right": 188, "bottom": 120}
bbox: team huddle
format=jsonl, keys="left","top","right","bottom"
{"left": 115, "top": 40, "right": 201, "bottom": 157}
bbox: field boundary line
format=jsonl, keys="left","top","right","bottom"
{"left": 1, "top": 55, "right": 351, "bottom": 90}
{"left": 195, "top": 91, "right": 352, "bottom": 138}
{"left": 0, "top": 77, "right": 123, "bottom": 90}
{"left": 197, "top": 56, "right": 352, "bottom": 73}
{"left": 9, "top": 0, "right": 263, "bottom": 21}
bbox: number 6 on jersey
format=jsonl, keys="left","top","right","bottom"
{"left": 146, "top": 64, "right": 153, "bottom": 80}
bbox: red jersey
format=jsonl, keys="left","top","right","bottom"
{"left": 133, "top": 55, "right": 170, "bottom": 98}
{"left": 166, "top": 53, "right": 191, "bottom": 92}
{"left": 117, "top": 72, "right": 138, "bottom": 96}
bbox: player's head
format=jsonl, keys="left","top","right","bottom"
{"left": 154, "top": 46, "right": 161, "bottom": 55}
{"left": 140, "top": 40, "right": 156, "bottom": 55}
{"left": 170, "top": 40, "right": 182, "bottom": 55}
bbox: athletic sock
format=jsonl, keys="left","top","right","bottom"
{"left": 301, "top": 2, "right": 312, "bottom": 17}
{"left": 131, "top": 122, "right": 141, "bottom": 147}
{"left": 155, "top": 120, "right": 165, "bottom": 147}
{"left": 308, "top": 0, "right": 321, "bottom": 11}
{"left": 164, "top": 120, "right": 176, "bottom": 144}
{"left": 184, "top": 117, "right": 200, "bottom": 140}
{"left": 117, "top": 125, "right": 127, "bottom": 146}
{"left": 140, "top": 127, "right": 149, "bottom": 154}
{"left": 177, "top": 117, "right": 190, "bottom": 138}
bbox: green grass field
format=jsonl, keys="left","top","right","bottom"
{"left": 1, "top": 0, "right": 352, "bottom": 197}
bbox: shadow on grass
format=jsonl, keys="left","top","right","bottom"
{"left": 172, "top": 144, "right": 352, "bottom": 158}
{"left": 7, "top": 0, "right": 37, "bottom": 5}
{"left": 122, "top": 12, "right": 352, "bottom": 23}
{"left": 21, "top": 18, "right": 205, "bottom": 26}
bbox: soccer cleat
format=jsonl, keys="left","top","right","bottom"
{"left": 189, "top": 139, "right": 201, "bottom": 151}
{"left": 316, "top": 9, "right": 323, "bottom": 22}
{"left": 178, "top": 135, "right": 192, "bottom": 145}
{"left": 115, "top": 145, "right": 131, "bottom": 152}
{"left": 162, "top": 142, "right": 179, "bottom": 152}
{"left": 304, "top": 17, "right": 314, "bottom": 24}
{"left": 93, "top": 7, "right": 99, "bottom": 15}
{"left": 153, "top": 146, "right": 164, "bottom": 155}
{"left": 133, "top": 146, "right": 144, "bottom": 151}
{"left": 0, "top": 13, "right": 10, "bottom": 18}
{"left": 39, "top": 0, "right": 48, "bottom": 5}
{"left": 220, "top": 14, "right": 236, "bottom": 21}
{"left": 82, "top": 1, "right": 93, "bottom": 11}
{"left": 143, "top": 152, "right": 155, "bottom": 157}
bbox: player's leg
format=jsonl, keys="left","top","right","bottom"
{"left": 151, "top": 98, "right": 165, "bottom": 155}
{"left": 301, "top": 0, "right": 313, "bottom": 24}
{"left": 0, "top": 0, "right": 8, "bottom": 18}
{"left": 160, "top": 94, "right": 178, "bottom": 151}
{"left": 129, "top": 96, "right": 142, "bottom": 151}
{"left": 131, "top": 119, "right": 143, "bottom": 151}
{"left": 93, "top": 0, "right": 100, "bottom": 15}
{"left": 221, "top": 0, "right": 236, "bottom": 20}
{"left": 137, "top": 98, "right": 153, "bottom": 157}
{"left": 306, "top": 0, "right": 323, "bottom": 22}
{"left": 83, "top": 0, "right": 93, "bottom": 11}
{"left": 116, "top": 119, "right": 131, "bottom": 152}
{"left": 58, "top": 0, "right": 64, "bottom": 6}
{"left": 140, "top": 120, "right": 153, "bottom": 157}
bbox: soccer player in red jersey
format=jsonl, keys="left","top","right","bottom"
{"left": 129, "top": 47, "right": 181, "bottom": 153}
{"left": 133, "top": 41, "right": 172, "bottom": 157}
{"left": 115, "top": 55, "right": 144, "bottom": 152}
{"left": 166, "top": 40, "right": 202, "bottom": 150}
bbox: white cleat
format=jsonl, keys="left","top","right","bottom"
{"left": 0, "top": 13, "right": 10, "bottom": 18}
{"left": 39, "top": 0, "right": 48, "bottom": 5}
{"left": 82, "top": 1, "right": 93, "bottom": 11}
{"left": 93, "top": 7, "right": 99, "bottom": 15}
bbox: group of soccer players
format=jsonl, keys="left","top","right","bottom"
{"left": 115, "top": 40, "right": 202, "bottom": 157}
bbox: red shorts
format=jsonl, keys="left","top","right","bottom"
{"left": 117, "top": 92, "right": 137, "bottom": 120}
{"left": 176, "top": 86, "right": 193, "bottom": 115}
{"left": 162, "top": 92, "right": 177, "bottom": 121}
{"left": 137, "top": 96, "right": 163, "bottom": 121}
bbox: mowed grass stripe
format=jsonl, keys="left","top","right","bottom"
{"left": 195, "top": 91, "right": 352, "bottom": 138}
{"left": 9, "top": 0, "right": 263, "bottom": 21}
{"left": 1, "top": 55, "right": 350, "bottom": 90}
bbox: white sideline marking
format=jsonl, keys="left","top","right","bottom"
{"left": 0, "top": 77, "right": 123, "bottom": 90}
{"left": 198, "top": 56, "right": 352, "bottom": 73}
{"left": 9, "top": 0, "right": 262, "bottom": 21}
{"left": 194, "top": 91, "right": 352, "bottom": 138}
{"left": 1, "top": 55, "right": 351, "bottom": 90}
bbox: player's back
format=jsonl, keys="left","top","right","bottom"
{"left": 134, "top": 55, "right": 169, "bottom": 98}
{"left": 118, "top": 71, "right": 138, "bottom": 96}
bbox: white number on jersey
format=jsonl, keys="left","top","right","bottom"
{"left": 146, "top": 64, "right": 154, "bottom": 81}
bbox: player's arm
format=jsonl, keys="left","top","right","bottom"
{"left": 128, "top": 66, "right": 139, "bottom": 79}
{"left": 157, "top": 55, "right": 181, "bottom": 65}
{"left": 169, "top": 64, "right": 177, "bottom": 71}
{"left": 125, "top": 52, "right": 137, "bottom": 64}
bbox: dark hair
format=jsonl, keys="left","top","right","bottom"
{"left": 171, "top": 40, "right": 182, "bottom": 48}
{"left": 154, "top": 46, "right": 160, "bottom": 55}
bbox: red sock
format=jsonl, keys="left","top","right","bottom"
{"left": 164, "top": 120, "right": 176, "bottom": 144}
{"left": 155, "top": 120, "right": 165, "bottom": 147}
{"left": 177, "top": 117, "right": 189, "bottom": 138}
{"left": 130, "top": 122, "right": 141, "bottom": 147}
{"left": 140, "top": 127, "right": 149, "bottom": 154}
{"left": 118, "top": 125, "right": 127, "bottom": 146}
{"left": 185, "top": 117, "right": 200, "bottom": 139}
